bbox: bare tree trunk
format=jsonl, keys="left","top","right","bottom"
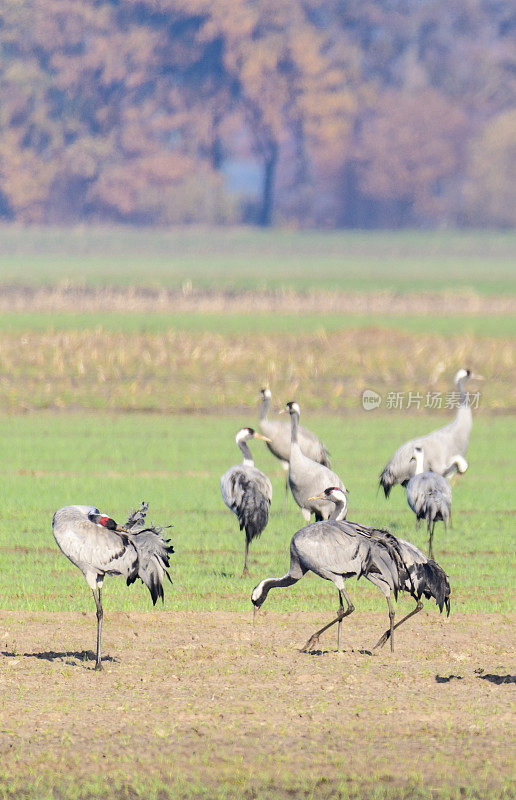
{"left": 258, "top": 141, "right": 278, "bottom": 227}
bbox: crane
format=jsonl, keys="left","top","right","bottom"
{"left": 282, "top": 401, "right": 347, "bottom": 522}
{"left": 379, "top": 368, "right": 483, "bottom": 497}
{"left": 52, "top": 502, "right": 173, "bottom": 670}
{"left": 251, "top": 487, "right": 450, "bottom": 653}
{"left": 406, "top": 446, "right": 452, "bottom": 559}
{"left": 220, "top": 427, "right": 272, "bottom": 576}
{"left": 258, "top": 388, "right": 331, "bottom": 507}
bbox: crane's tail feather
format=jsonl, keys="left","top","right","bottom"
{"left": 125, "top": 502, "right": 150, "bottom": 530}
{"left": 319, "top": 446, "right": 332, "bottom": 469}
{"left": 413, "top": 559, "right": 451, "bottom": 615}
{"left": 124, "top": 503, "right": 174, "bottom": 604}
{"left": 422, "top": 491, "right": 451, "bottom": 528}
{"left": 237, "top": 483, "right": 270, "bottom": 543}
{"left": 127, "top": 527, "right": 174, "bottom": 604}
{"left": 357, "top": 529, "right": 407, "bottom": 601}
{"left": 378, "top": 468, "right": 395, "bottom": 499}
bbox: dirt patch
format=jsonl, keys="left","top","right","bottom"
{"left": 0, "top": 285, "right": 514, "bottom": 315}
{"left": 0, "top": 611, "right": 513, "bottom": 797}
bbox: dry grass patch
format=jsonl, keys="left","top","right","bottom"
{"left": 0, "top": 328, "right": 512, "bottom": 411}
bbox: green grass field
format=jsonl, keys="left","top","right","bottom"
{"left": 0, "top": 226, "right": 514, "bottom": 800}
{"left": 1, "top": 310, "right": 515, "bottom": 337}
{"left": 1, "top": 412, "right": 512, "bottom": 614}
{"left": 1, "top": 227, "right": 515, "bottom": 292}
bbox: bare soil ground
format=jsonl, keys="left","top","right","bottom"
{"left": 0, "top": 611, "right": 513, "bottom": 798}
{"left": 1, "top": 286, "right": 514, "bottom": 315}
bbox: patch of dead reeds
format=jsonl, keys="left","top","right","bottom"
{"left": 0, "top": 328, "right": 512, "bottom": 412}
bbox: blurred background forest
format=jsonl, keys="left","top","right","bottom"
{"left": 1, "top": 0, "right": 515, "bottom": 229}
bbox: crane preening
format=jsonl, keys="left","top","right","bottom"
{"left": 220, "top": 427, "right": 273, "bottom": 576}
{"left": 52, "top": 502, "right": 173, "bottom": 670}
{"left": 379, "top": 368, "right": 483, "bottom": 497}
{"left": 251, "top": 487, "right": 450, "bottom": 653}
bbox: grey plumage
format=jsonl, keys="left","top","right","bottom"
{"left": 259, "top": 388, "right": 331, "bottom": 466}
{"left": 252, "top": 487, "right": 450, "bottom": 652}
{"left": 284, "top": 401, "right": 347, "bottom": 522}
{"left": 379, "top": 368, "right": 482, "bottom": 498}
{"left": 220, "top": 427, "right": 273, "bottom": 575}
{"left": 52, "top": 502, "right": 173, "bottom": 669}
{"left": 406, "top": 447, "right": 452, "bottom": 559}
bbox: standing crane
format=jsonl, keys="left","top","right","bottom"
{"left": 52, "top": 502, "right": 173, "bottom": 670}
{"left": 258, "top": 388, "right": 331, "bottom": 507}
{"left": 379, "top": 368, "right": 483, "bottom": 497}
{"left": 282, "top": 401, "right": 347, "bottom": 522}
{"left": 406, "top": 446, "right": 452, "bottom": 559}
{"left": 220, "top": 427, "right": 272, "bottom": 576}
{"left": 251, "top": 486, "right": 450, "bottom": 653}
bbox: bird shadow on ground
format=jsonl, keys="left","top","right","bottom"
{"left": 301, "top": 647, "right": 373, "bottom": 657}
{"left": 477, "top": 673, "right": 515, "bottom": 685}
{"left": 2, "top": 650, "right": 118, "bottom": 668}
{"left": 435, "top": 674, "right": 463, "bottom": 683}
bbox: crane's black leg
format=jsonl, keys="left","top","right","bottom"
{"left": 93, "top": 587, "right": 103, "bottom": 670}
{"left": 373, "top": 600, "right": 424, "bottom": 650}
{"left": 242, "top": 539, "right": 249, "bottom": 577}
{"left": 337, "top": 590, "right": 345, "bottom": 651}
{"left": 428, "top": 521, "right": 435, "bottom": 560}
{"left": 301, "top": 588, "right": 354, "bottom": 653}
{"left": 387, "top": 596, "right": 395, "bottom": 652}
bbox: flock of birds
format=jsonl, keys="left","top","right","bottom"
{"left": 52, "top": 368, "right": 481, "bottom": 669}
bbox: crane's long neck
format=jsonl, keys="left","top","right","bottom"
{"left": 289, "top": 410, "right": 300, "bottom": 452}
{"left": 328, "top": 498, "right": 347, "bottom": 521}
{"left": 253, "top": 574, "right": 299, "bottom": 606}
{"left": 456, "top": 376, "right": 469, "bottom": 406}
{"left": 452, "top": 376, "right": 473, "bottom": 435}
{"left": 260, "top": 396, "right": 270, "bottom": 422}
{"left": 414, "top": 450, "right": 425, "bottom": 475}
{"left": 239, "top": 441, "right": 254, "bottom": 467}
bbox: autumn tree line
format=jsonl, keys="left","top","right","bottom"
{"left": 0, "top": 0, "right": 514, "bottom": 228}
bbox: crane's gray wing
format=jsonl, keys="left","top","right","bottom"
{"left": 396, "top": 537, "right": 451, "bottom": 613}
{"left": 297, "top": 425, "right": 331, "bottom": 467}
{"left": 407, "top": 472, "right": 451, "bottom": 516}
{"left": 126, "top": 526, "right": 173, "bottom": 603}
{"left": 221, "top": 465, "right": 271, "bottom": 540}
{"left": 380, "top": 417, "right": 469, "bottom": 497}
{"left": 124, "top": 502, "right": 150, "bottom": 530}
{"left": 292, "top": 523, "right": 363, "bottom": 577}
{"left": 259, "top": 418, "right": 291, "bottom": 462}
{"left": 52, "top": 505, "right": 138, "bottom": 577}
{"left": 259, "top": 418, "right": 330, "bottom": 466}
{"left": 221, "top": 466, "right": 272, "bottom": 512}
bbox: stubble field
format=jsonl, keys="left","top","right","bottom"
{"left": 0, "top": 228, "right": 514, "bottom": 799}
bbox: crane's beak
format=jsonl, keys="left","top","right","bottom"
{"left": 253, "top": 605, "right": 260, "bottom": 624}
{"left": 307, "top": 493, "right": 325, "bottom": 502}
{"left": 253, "top": 433, "right": 272, "bottom": 443}
{"left": 470, "top": 373, "right": 484, "bottom": 381}
{"left": 278, "top": 408, "right": 287, "bottom": 414}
